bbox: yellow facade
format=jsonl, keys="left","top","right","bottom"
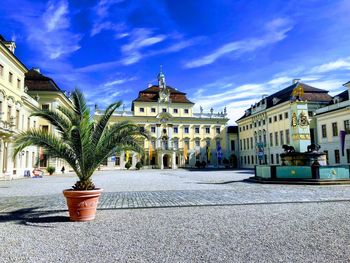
{"left": 315, "top": 84, "right": 350, "bottom": 165}
{"left": 236, "top": 81, "right": 332, "bottom": 168}
{"left": 0, "top": 38, "right": 40, "bottom": 179}
{"left": 95, "top": 71, "right": 238, "bottom": 169}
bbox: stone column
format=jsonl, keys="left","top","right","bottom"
{"left": 172, "top": 151, "right": 177, "bottom": 169}
{"left": 160, "top": 153, "right": 164, "bottom": 169}
{"left": 156, "top": 124, "right": 161, "bottom": 148}
{"left": 168, "top": 124, "right": 173, "bottom": 149}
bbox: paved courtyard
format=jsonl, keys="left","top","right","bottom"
{"left": 1, "top": 169, "right": 350, "bottom": 262}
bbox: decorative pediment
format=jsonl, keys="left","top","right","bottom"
{"left": 156, "top": 112, "right": 173, "bottom": 123}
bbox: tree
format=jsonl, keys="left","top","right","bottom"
{"left": 13, "top": 89, "right": 147, "bottom": 190}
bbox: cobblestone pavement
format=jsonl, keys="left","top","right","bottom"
{"left": 2, "top": 169, "right": 350, "bottom": 213}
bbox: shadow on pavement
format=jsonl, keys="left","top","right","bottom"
{"left": 0, "top": 207, "right": 69, "bottom": 227}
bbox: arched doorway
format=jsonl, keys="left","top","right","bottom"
{"left": 163, "top": 154, "right": 170, "bottom": 169}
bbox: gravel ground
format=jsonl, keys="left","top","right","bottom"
{"left": 1, "top": 202, "right": 350, "bottom": 263}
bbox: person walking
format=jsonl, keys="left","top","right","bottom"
{"left": 61, "top": 166, "right": 65, "bottom": 174}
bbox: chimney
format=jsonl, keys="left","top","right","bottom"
{"left": 292, "top": 79, "right": 301, "bottom": 84}
{"left": 0, "top": 35, "right": 16, "bottom": 54}
{"left": 32, "top": 67, "right": 41, "bottom": 73}
{"left": 343, "top": 81, "right": 350, "bottom": 100}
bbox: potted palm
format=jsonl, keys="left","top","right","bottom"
{"left": 13, "top": 89, "right": 147, "bottom": 221}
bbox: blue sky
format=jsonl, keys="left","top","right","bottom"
{"left": 1, "top": 0, "right": 350, "bottom": 124}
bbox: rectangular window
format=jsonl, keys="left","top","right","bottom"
{"left": 173, "top": 127, "right": 178, "bottom": 133}
{"left": 275, "top": 132, "right": 279, "bottom": 146}
{"left": 270, "top": 133, "right": 273, "bottom": 147}
{"left": 115, "top": 157, "right": 120, "bottom": 166}
{"left": 17, "top": 79, "right": 21, "bottom": 89}
{"left": 173, "top": 108, "right": 178, "bottom": 113}
{"left": 335, "top": 149, "right": 340, "bottom": 164}
{"left": 279, "top": 114, "right": 283, "bottom": 120}
{"left": 258, "top": 121, "right": 261, "bottom": 126}
{"left": 240, "top": 140, "right": 242, "bottom": 150}
{"left": 27, "top": 117, "right": 30, "bottom": 129}
{"left": 246, "top": 138, "right": 249, "bottom": 150}
{"left": 195, "top": 127, "right": 200, "bottom": 133}
{"left": 33, "top": 121, "right": 36, "bottom": 128}
{"left": 324, "top": 150, "right": 328, "bottom": 164}
{"left": 332, "top": 122, "right": 338, "bottom": 137}
{"left": 263, "top": 133, "right": 267, "bottom": 146}
{"left": 280, "top": 131, "right": 284, "bottom": 145}
{"left": 231, "top": 140, "right": 235, "bottom": 151}
{"left": 162, "top": 108, "right": 167, "bottom": 113}
{"left": 216, "top": 127, "right": 220, "bottom": 134}
{"left": 173, "top": 140, "right": 179, "bottom": 150}
{"left": 15, "top": 110, "right": 19, "bottom": 129}
{"left": 250, "top": 124, "right": 252, "bottom": 129}
{"left": 184, "top": 109, "right": 189, "bottom": 114}
{"left": 42, "top": 104, "right": 50, "bottom": 110}
{"left": 269, "top": 117, "right": 272, "bottom": 123}
{"left": 9, "top": 72, "right": 13, "bottom": 83}
{"left": 276, "top": 154, "right": 280, "bottom": 164}
{"left": 270, "top": 154, "right": 274, "bottom": 164}
{"left": 205, "top": 127, "right": 210, "bottom": 134}
{"left": 184, "top": 127, "right": 189, "bottom": 133}
{"left": 251, "top": 155, "right": 254, "bottom": 164}
{"left": 344, "top": 120, "right": 350, "bottom": 134}
{"left": 244, "top": 156, "right": 246, "bottom": 164}
{"left": 321, "top": 124, "right": 327, "bottom": 138}
{"left": 347, "top": 149, "right": 350, "bottom": 163}
{"left": 262, "top": 120, "right": 266, "bottom": 125}
{"left": 7, "top": 105, "right": 11, "bottom": 122}
{"left": 42, "top": 125, "right": 49, "bottom": 133}
{"left": 151, "top": 126, "right": 156, "bottom": 133}
{"left": 243, "top": 139, "right": 246, "bottom": 150}
{"left": 284, "top": 112, "right": 288, "bottom": 119}
{"left": 274, "top": 116, "right": 277, "bottom": 122}
{"left": 151, "top": 108, "right": 156, "bottom": 113}
{"left": 286, "top": 129, "right": 290, "bottom": 144}
{"left": 195, "top": 140, "right": 200, "bottom": 147}
{"left": 139, "top": 107, "right": 144, "bottom": 112}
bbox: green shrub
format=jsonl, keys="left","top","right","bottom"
{"left": 47, "top": 166, "right": 55, "bottom": 175}
{"left": 125, "top": 162, "right": 131, "bottom": 170}
{"left": 135, "top": 162, "right": 143, "bottom": 170}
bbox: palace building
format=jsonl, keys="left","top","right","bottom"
{"left": 315, "top": 82, "right": 350, "bottom": 165}
{"left": 25, "top": 68, "right": 73, "bottom": 171}
{"left": 94, "top": 69, "right": 239, "bottom": 169}
{"left": 236, "top": 79, "right": 333, "bottom": 168}
{"left": 0, "top": 35, "right": 40, "bottom": 179}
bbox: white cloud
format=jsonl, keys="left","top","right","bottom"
{"left": 44, "top": 0, "right": 69, "bottom": 32}
{"left": 185, "top": 18, "right": 293, "bottom": 68}
{"left": 104, "top": 77, "right": 136, "bottom": 87}
{"left": 309, "top": 57, "right": 350, "bottom": 74}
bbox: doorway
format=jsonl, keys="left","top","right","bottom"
{"left": 163, "top": 154, "right": 169, "bottom": 168}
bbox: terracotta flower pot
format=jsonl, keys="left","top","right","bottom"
{"left": 63, "top": 188, "right": 103, "bottom": 222}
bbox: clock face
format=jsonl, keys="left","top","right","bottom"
{"left": 162, "top": 92, "right": 167, "bottom": 98}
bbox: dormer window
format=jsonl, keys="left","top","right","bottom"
{"left": 272, "top": 97, "right": 280, "bottom": 105}
{"left": 333, "top": 96, "right": 340, "bottom": 104}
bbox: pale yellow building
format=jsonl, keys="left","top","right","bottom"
{"left": 315, "top": 82, "right": 350, "bottom": 165}
{"left": 95, "top": 70, "right": 239, "bottom": 169}
{"left": 0, "top": 35, "right": 40, "bottom": 179}
{"left": 236, "top": 80, "right": 332, "bottom": 168}
{"left": 25, "top": 68, "right": 74, "bottom": 171}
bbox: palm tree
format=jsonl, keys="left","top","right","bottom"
{"left": 13, "top": 89, "right": 148, "bottom": 190}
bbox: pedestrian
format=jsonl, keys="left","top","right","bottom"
{"left": 61, "top": 166, "right": 65, "bottom": 174}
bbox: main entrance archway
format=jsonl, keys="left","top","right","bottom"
{"left": 163, "top": 154, "right": 170, "bottom": 169}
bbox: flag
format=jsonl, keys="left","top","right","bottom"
{"left": 217, "top": 143, "right": 222, "bottom": 161}
{"left": 207, "top": 146, "right": 211, "bottom": 162}
{"left": 149, "top": 143, "right": 153, "bottom": 158}
{"left": 340, "top": 130, "right": 346, "bottom": 156}
{"left": 184, "top": 144, "right": 188, "bottom": 160}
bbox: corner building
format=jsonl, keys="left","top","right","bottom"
{"left": 95, "top": 70, "right": 239, "bottom": 169}
{"left": 315, "top": 82, "right": 350, "bottom": 165}
{"left": 236, "top": 80, "right": 332, "bottom": 168}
